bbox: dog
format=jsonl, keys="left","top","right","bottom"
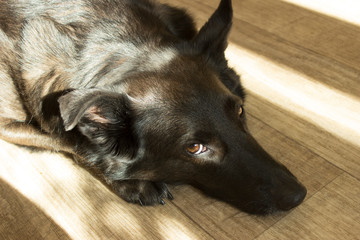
{"left": 0, "top": 0, "right": 306, "bottom": 215}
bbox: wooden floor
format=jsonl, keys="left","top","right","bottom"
{"left": 1, "top": 0, "right": 359, "bottom": 239}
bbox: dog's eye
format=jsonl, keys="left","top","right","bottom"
{"left": 238, "top": 106, "right": 243, "bottom": 117}
{"left": 187, "top": 143, "right": 207, "bottom": 155}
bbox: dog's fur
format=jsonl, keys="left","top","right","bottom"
{"left": 0, "top": 0, "right": 306, "bottom": 214}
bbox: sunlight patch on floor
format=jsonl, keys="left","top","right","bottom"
{"left": 156, "top": 219, "right": 199, "bottom": 240}
{"left": 226, "top": 43, "right": 360, "bottom": 148}
{"left": 281, "top": 0, "right": 360, "bottom": 26}
{"left": 0, "top": 141, "right": 133, "bottom": 239}
{"left": 0, "top": 139, "right": 200, "bottom": 239}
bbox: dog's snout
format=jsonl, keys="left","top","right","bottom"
{"left": 274, "top": 179, "right": 307, "bottom": 211}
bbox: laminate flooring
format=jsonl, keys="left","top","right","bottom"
{"left": 1, "top": 0, "right": 359, "bottom": 239}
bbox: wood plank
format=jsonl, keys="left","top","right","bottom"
{"left": 0, "top": 179, "right": 71, "bottom": 240}
{"left": 270, "top": 1, "right": 360, "bottom": 71}
{"left": 246, "top": 92, "right": 360, "bottom": 180}
{"left": 170, "top": 114, "right": 343, "bottom": 240}
{"left": 0, "top": 140, "right": 212, "bottom": 240}
{"left": 256, "top": 173, "right": 360, "bottom": 240}
{"left": 229, "top": 18, "right": 360, "bottom": 100}
{"left": 281, "top": 0, "right": 360, "bottom": 26}
{"left": 237, "top": 0, "right": 360, "bottom": 99}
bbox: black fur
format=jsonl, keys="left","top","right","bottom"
{"left": 0, "top": 0, "right": 306, "bottom": 215}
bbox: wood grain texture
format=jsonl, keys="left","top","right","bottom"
{"left": 0, "top": 139, "right": 212, "bottom": 240}
{"left": 1, "top": 0, "right": 360, "bottom": 239}
{"left": 0, "top": 180, "right": 71, "bottom": 240}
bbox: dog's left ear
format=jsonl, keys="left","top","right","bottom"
{"left": 192, "top": 0, "right": 232, "bottom": 62}
{"left": 58, "top": 89, "right": 137, "bottom": 156}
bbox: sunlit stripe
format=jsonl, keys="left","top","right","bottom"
{"left": 226, "top": 43, "right": 360, "bottom": 147}
{"left": 0, "top": 139, "right": 202, "bottom": 239}
{"left": 281, "top": 0, "right": 360, "bottom": 26}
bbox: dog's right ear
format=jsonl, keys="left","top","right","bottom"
{"left": 58, "top": 89, "right": 137, "bottom": 156}
{"left": 190, "top": 0, "right": 233, "bottom": 63}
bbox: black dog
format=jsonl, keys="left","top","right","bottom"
{"left": 0, "top": 0, "right": 306, "bottom": 214}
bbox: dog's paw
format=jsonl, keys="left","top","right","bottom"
{"left": 111, "top": 180, "right": 174, "bottom": 206}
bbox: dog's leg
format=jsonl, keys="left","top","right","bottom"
{"left": 111, "top": 180, "right": 173, "bottom": 206}
{"left": 0, "top": 121, "right": 74, "bottom": 154}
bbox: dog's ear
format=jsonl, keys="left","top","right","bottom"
{"left": 192, "top": 0, "right": 232, "bottom": 62}
{"left": 58, "top": 89, "right": 137, "bottom": 156}
{"left": 156, "top": 4, "right": 197, "bottom": 40}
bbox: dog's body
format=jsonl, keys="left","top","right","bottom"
{"left": 0, "top": 0, "right": 306, "bottom": 214}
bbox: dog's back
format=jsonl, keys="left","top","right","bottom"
{"left": 0, "top": 0, "right": 92, "bottom": 124}
{"left": 0, "top": 30, "right": 27, "bottom": 124}
{"left": 0, "top": 0, "right": 196, "bottom": 128}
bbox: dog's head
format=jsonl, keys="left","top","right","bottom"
{"left": 58, "top": 0, "right": 306, "bottom": 215}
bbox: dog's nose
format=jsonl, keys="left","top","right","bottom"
{"left": 275, "top": 182, "right": 307, "bottom": 211}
